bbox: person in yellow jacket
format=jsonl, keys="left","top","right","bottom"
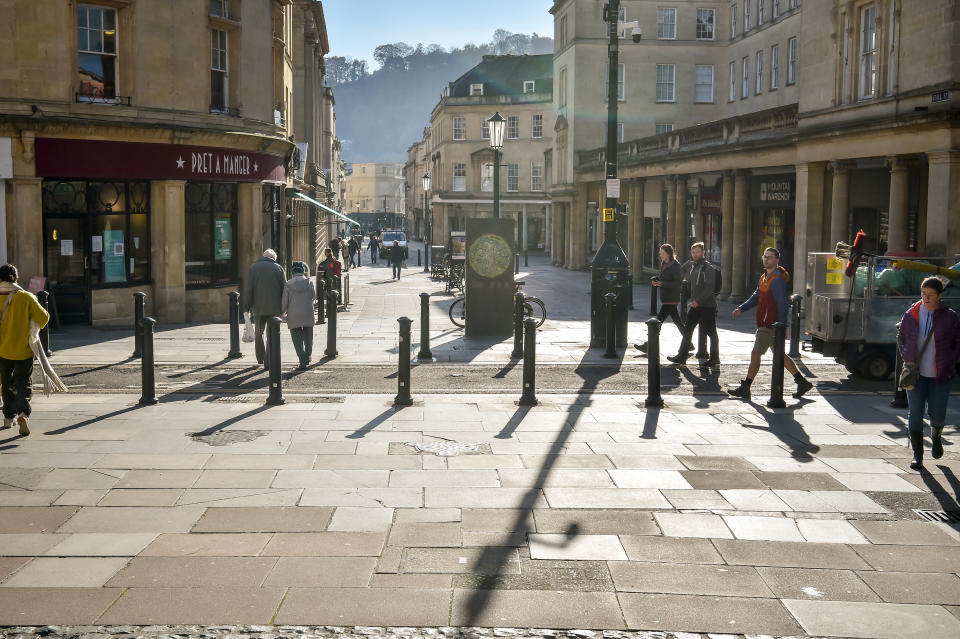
{"left": 0, "top": 264, "right": 49, "bottom": 435}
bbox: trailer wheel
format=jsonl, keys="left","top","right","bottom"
{"left": 858, "top": 350, "right": 893, "bottom": 381}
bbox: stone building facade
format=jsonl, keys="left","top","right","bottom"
{"left": 344, "top": 163, "right": 406, "bottom": 233}
{"left": 0, "top": 0, "right": 339, "bottom": 325}
{"left": 554, "top": 0, "right": 959, "bottom": 300}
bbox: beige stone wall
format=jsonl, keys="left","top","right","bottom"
{"left": 90, "top": 285, "right": 153, "bottom": 329}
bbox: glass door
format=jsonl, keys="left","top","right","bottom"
{"left": 45, "top": 216, "right": 90, "bottom": 323}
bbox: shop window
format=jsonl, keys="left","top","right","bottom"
{"left": 262, "top": 184, "right": 282, "bottom": 257}
{"left": 185, "top": 182, "right": 238, "bottom": 287}
{"left": 77, "top": 4, "right": 118, "bottom": 102}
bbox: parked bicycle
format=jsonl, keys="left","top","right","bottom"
{"left": 448, "top": 279, "right": 546, "bottom": 328}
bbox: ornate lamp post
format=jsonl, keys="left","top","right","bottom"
{"left": 487, "top": 112, "right": 506, "bottom": 219}
{"left": 422, "top": 172, "right": 431, "bottom": 273}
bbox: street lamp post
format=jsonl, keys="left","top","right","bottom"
{"left": 422, "top": 172, "right": 431, "bottom": 273}
{"left": 487, "top": 112, "right": 506, "bottom": 219}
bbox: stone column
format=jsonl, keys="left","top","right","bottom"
{"left": 926, "top": 150, "right": 960, "bottom": 258}
{"left": 544, "top": 203, "right": 551, "bottom": 254}
{"left": 625, "top": 182, "right": 635, "bottom": 266}
{"left": 730, "top": 171, "right": 750, "bottom": 302}
{"left": 9, "top": 178, "right": 42, "bottom": 282}
{"left": 674, "top": 175, "right": 688, "bottom": 262}
{"left": 150, "top": 180, "right": 187, "bottom": 323}
{"left": 829, "top": 161, "right": 851, "bottom": 247}
{"left": 521, "top": 204, "right": 528, "bottom": 253}
{"left": 664, "top": 177, "right": 677, "bottom": 251}
{"left": 633, "top": 180, "right": 646, "bottom": 278}
{"left": 571, "top": 184, "right": 589, "bottom": 269}
{"left": 794, "top": 162, "right": 827, "bottom": 296}
{"left": 887, "top": 156, "right": 910, "bottom": 253}
{"left": 719, "top": 171, "right": 735, "bottom": 299}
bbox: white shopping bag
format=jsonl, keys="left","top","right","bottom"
{"left": 242, "top": 311, "right": 255, "bottom": 343}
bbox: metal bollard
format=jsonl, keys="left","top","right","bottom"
{"left": 603, "top": 292, "right": 618, "bottom": 359}
{"left": 768, "top": 321, "right": 787, "bottom": 408}
{"left": 892, "top": 324, "right": 908, "bottom": 408}
{"left": 519, "top": 317, "right": 538, "bottom": 406}
{"left": 644, "top": 318, "right": 664, "bottom": 408}
{"left": 628, "top": 274, "right": 635, "bottom": 310}
{"left": 138, "top": 317, "right": 158, "bottom": 406}
{"left": 316, "top": 278, "right": 326, "bottom": 325}
{"left": 511, "top": 292, "right": 525, "bottom": 359}
{"left": 227, "top": 291, "right": 242, "bottom": 358}
{"left": 394, "top": 316, "right": 414, "bottom": 406}
{"left": 515, "top": 253, "right": 520, "bottom": 274}
{"left": 649, "top": 278, "right": 658, "bottom": 315}
{"left": 343, "top": 272, "right": 350, "bottom": 306}
{"left": 133, "top": 291, "right": 145, "bottom": 358}
{"left": 417, "top": 248, "right": 422, "bottom": 267}
{"left": 416, "top": 292, "right": 435, "bottom": 362}
{"left": 524, "top": 251, "right": 529, "bottom": 267}
{"left": 266, "top": 316, "right": 285, "bottom": 406}
{"left": 325, "top": 289, "right": 339, "bottom": 358}
{"left": 37, "top": 291, "right": 51, "bottom": 356}
{"left": 788, "top": 294, "right": 802, "bottom": 358}
{"left": 423, "top": 247, "right": 429, "bottom": 273}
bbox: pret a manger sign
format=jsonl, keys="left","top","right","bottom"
{"left": 189, "top": 151, "right": 256, "bottom": 177}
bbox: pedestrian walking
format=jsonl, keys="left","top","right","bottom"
{"left": 669, "top": 242, "right": 720, "bottom": 366}
{"left": 635, "top": 244, "right": 685, "bottom": 353}
{"left": 318, "top": 247, "right": 342, "bottom": 299}
{"left": 282, "top": 261, "right": 316, "bottom": 370}
{"left": 369, "top": 234, "right": 380, "bottom": 264}
{"left": 728, "top": 247, "right": 813, "bottom": 400}
{"left": 390, "top": 240, "right": 404, "bottom": 280}
{"left": 330, "top": 236, "right": 342, "bottom": 262}
{"left": 348, "top": 236, "right": 360, "bottom": 268}
{"left": 243, "top": 249, "right": 285, "bottom": 371}
{"left": 896, "top": 276, "right": 960, "bottom": 470}
{"left": 0, "top": 264, "right": 51, "bottom": 436}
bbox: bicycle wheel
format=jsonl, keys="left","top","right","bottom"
{"left": 522, "top": 297, "right": 546, "bottom": 328}
{"left": 448, "top": 297, "right": 466, "bottom": 328}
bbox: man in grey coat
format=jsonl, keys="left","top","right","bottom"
{"left": 243, "top": 249, "right": 286, "bottom": 370}
{"left": 669, "top": 242, "right": 720, "bottom": 366}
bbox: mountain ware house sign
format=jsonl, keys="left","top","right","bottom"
{"left": 35, "top": 138, "right": 286, "bottom": 182}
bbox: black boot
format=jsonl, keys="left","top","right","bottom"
{"left": 932, "top": 426, "right": 944, "bottom": 460}
{"left": 728, "top": 378, "right": 752, "bottom": 400}
{"left": 909, "top": 431, "right": 925, "bottom": 470}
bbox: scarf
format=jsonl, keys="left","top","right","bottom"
{"left": 0, "top": 281, "right": 66, "bottom": 396}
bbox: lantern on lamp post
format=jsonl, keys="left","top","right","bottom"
{"left": 422, "top": 172, "right": 431, "bottom": 273}
{"left": 487, "top": 112, "right": 506, "bottom": 219}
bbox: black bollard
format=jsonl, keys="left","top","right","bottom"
{"left": 138, "top": 317, "right": 158, "bottom": 406}
{"left": 644, "top": 318, "right": 664, "bottom": 408}
{"left": 325, "top": 289, "right": 339, "bottom": 358}
{"left": 133, "top": 291, "right": 145, "bottom": 358}
{"left": 519, "top": 317, "right": 538, "bottom": 406}
{"left": 524, "top": 251, "right": 529, "bottom": 267}
{"left": 316, "top": 278, "right": 326, "bottom": 325}
{"left": 227, "top": 291, "right": 242, "bottom": 358}
{"left": 418, "top": 248, "right": 423, "bottom": 267}
{"left": 266, "top": 316, "right": 285, "bottom": 406}
{"left": 394, "top": 316, "right": 413, "bottom": 406}
{"left": 515, "top": 253, "right": 520, "bottom": 274}
{"left": 416, "top": 292, "right": 435, "bottom": 362}
{"left": 649, "top": 278, "right": 658, "bottom": 315}
{"left": 767, "top": 322, "right": 787, "bottom": 408}
{"left": 892, "top": 325, "right": 908, "bottom": 408}
{"left": 628, "top": 274, "right": 635, "bottom": 310}
{"left": 511, "top": 292, "right": 525, "bottom": 359}
{"left": 36, "top": 291, "right": 51, "bottom": 356}
{"left": 423, "top": 247, "right": 429, "bottom": 273}
{"left": 603, "top": 292, "right": 618, "bottom": 359}
{"left": 788, "top": 294, "right": 802, "bottom": 358}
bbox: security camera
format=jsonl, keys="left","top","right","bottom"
{"left": 632, "top": 26, "right": 643, "bottom": 43}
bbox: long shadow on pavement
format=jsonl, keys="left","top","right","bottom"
{"left": 346, "top": 406, "right": 406, "bottom": 439}
{"left": 749, "top": 400, "right": 821, "bottom": 459}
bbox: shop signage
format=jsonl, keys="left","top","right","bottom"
{"left": 751, "top": 176, "right": 795, "bottom": 208}
{"left": 214, "top": 218, "right": 232, "bottom": 260}
{"left": 700, "top": 192, "right": 722, "bottom": 215}
{"left": 36, "top": 138, "right": 286, "bottom": 183}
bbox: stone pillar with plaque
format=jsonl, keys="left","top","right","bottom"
{"left": 465, "top": 218, "right": 516, "bottom": 337}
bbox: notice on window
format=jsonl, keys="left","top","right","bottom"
{"left": 104, "top": 230, "right": 126, "bottom": 283}
{"left": 826, "top": 272, "right": 843, "bottom": 285}
{"left": 133, "top": 236, "right": 140, "bottom": 249}
{"left": 60, "top": 239, "right": 73, "bottom": 256}
{"left": 92, "top": 236, "right": 103, "bottom": 253}
{"left": 214, "top": 218, "right": 232, "bottom": 260}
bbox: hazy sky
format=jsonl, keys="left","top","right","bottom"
{"left": 323, "top": 0, "right": 555, "bottom": 66}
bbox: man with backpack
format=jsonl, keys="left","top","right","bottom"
{"left": 668, "top": 242, "right": 721, "bottom": 366}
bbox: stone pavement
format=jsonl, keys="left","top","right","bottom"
{"left": 1, "top": 389, "right": 959, "bottom": 637}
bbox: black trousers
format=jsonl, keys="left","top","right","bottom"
{"left": 0, "top": 356, "right": 34, "bottom": 419}
{"left": 656, "top": 303, "right": 685, "bottom": 332}
{"left": 392, "top": 264, "right": 402, "bottom": 279}
{"left": 678, "top": 306, "right": 719, "bottom": 359}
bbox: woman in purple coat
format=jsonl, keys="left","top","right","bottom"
{"left": 897, "top": 277, "right": 960, "bottom": 470}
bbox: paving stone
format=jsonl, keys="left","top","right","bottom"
{"left": 327, "top": 506, "right": 395, "bottom": 532}
{"left": 854, "top": 544, "right": 960, "bottom": 572}
{"left": 461, "top": 530, "right": 529, "bottom": 546}
{"left": 528, "top": 534, "right": 627, "bottom": 561}
{"left": 451, "top": 589, "right": 624, "bottom": 628}
{"left": 312, "top": 454, "right": 423, "bottom": 470}
{"left": 191, "top": 506, "right": 333, "bottom": 532}
{"left": 34, "top": 469, "right": 123, "bottom": 490}
{"left": 105, "top": 556, "right": 277, "bottom": 587}
{"left": 454, "top": 556, "right": 614, "bottom": 592}
{"left": 403, "top": 547, "right": 521, "bottom": 574}
{"left": 204, "top": 453, "right": 318, "bottom": 469}
{"left": 532, "top": 509, "right": 658, "bottom": 535}
{"left": 398, "top": 507, "right": 462, "bottom": 523}
{"left": 44, "top": 533, "right": 157, "bottom": 557}
{"left": 272, "top": 469, "right": 390, "bottom": 488}
{"left": 769, "top": 490, "right": 839, "bottom": 513}
{"left": 607, "top": 455, "right": 685, "bottom": 470}
{"left": 783, "top": 599, "right": 960, "bottom": 639}
{"left": 389, "top": 522, "right": 462, "bottom": 547}
{"left": 448, "top": 455, "right": 525, "bottom": 469}
{"left": 679, "top": 470, "right": 766, "bottom": 490}
{"left": 98, "top": 489, "right": 184, "bottom": 507}
{"left": 618, "top": 593, "right": 803, "bottom": 635}
{"left": 498, "top": 469, "right": 614, "bottom": 488}
{"left": 618, "top": 536, "right": 722, "bottom": 564}
{"left": 809, "top": 490, "right": 888, "bottom": 513}
{"left": 1, "top": 557, "right": 130, "bottom": 587}
{"left": 857, "top": 571, "right": 960, "bottom": 605}
{"left": 191, "top": 469, "right": 277, "bottom": 488}
{"left": 427, "top": 488, "right": 547, "bottom": 509}
{"left": 0, "top": 507, "right": 78, "bottom": 533}
{"left": 852, "top": 520, "right": 960, "bottom": 545}
{"left": 0, "top": 557, "right": 27, "bottom": 580}
{"left": 610, "top": 561, "right": 772, "bottom": 597}
{"left": 97, "top": 586, "right": 286, "bottom": 624}
{"left": 796, "top": 519, "right": 870, "bottom": 544}
{"left": 714, "top": 539, "right": 871, "bottom": 570}
{"left": 653, "top": 513, "right": 732, "bottom": 539}
{"left": 0, "top": 587, "right": 123, "bottom": 624}
{"left": 544, "top": 488, "right": 669, "bottom": 509}
{"left": 261, "top": 532, "right": 386, "bottom": 556}
{"left": 263, "top": 556, "right": 377, "bottom": 587}
{"left": 0, "top": 468, "right": 55, "bottom": 490}
{"left": 0, "top": 533, "right": 68, "bottom": 556}
{"left": 300, "top": 487, "right": 423, "bottom": 508}
{"left": 718, "top": 490, "right": 792, "bottom": 512}
{"left": 113, "top": 469, "right": 203, "bottom": 488}
{"left": 832, "top": 473, "right": 922, "bottom": 492}
{"left": 756, "top": 567, "right": 880, "bottom": 602}
{"left": 676, "top": 456, "right": 758, "bottom": 471}
{"left": 276, "top": 587, "right": 450, "bottom": 626}
{"left": 57, "top": 506, "right": 205, "bottom": 533}
{"left": 0, "top": 490, "right": 62, "bottom": 506}
{"left": 607, "top": 470, "right": 692, "bottom": 489}
{"left": 752, "top": 471, "right": 849, "bottom": 491}
{"left": 744, "top": 457, "right": 834, "bottom": 472}
{"left": 518, "top": 454, "right": 616, "bottom": 469}
{"left": 52, "top": 489, "right": 109, "bottom": 506}
{"left": 92, "top": 454, "right": 211, "bottom": 470}
{"left": 369, "top": 573, "right": 453, "bottom": 588}
{"left": 820, "top": 458, "right": 905, "bottom": 473}
{"left": 139, "top": 533, "right": 271, "bottom": 556}
{"left": 662, "top": 488, "right": 734, "bottom": 510}
{"left": 722, "top": 516, "right": 803, "bottom": 542}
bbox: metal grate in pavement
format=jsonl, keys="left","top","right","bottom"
{"left": 190, "top": 430, "right": 268, "bottom": 446}
{"left": 213, "top": 394, "right": 344, "bottom": 403}
{"left": 407, "top": 441, "right": 489, "bottom": 457}
{"left": 913, "top": 509, "right": 960, "bottom": 524}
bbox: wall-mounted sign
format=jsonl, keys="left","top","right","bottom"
{"left": 751, "top": 175, "right": 795, "bottom": 208}
{"left": 606, "top": 179, "right": 620, "bottom": 198}
{"left": 602, "top": 208, "right": 615, "bottom": 222}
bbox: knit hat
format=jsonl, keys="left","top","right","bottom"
{"left": 291, "top": 261, "right": 308, "bottom": 275}
{"left": 263, "top": 249, "right": 277, "bottom": 261}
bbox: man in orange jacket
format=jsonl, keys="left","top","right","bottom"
{"left": 0, "top": 264, "right": 49, "bottom": 435}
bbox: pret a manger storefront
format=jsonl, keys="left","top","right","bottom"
{"left": 33, "top": 137, "right": 287, "bottom": 326}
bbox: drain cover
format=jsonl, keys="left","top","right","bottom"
{"left": 190, "top": 430, "right": 268, "bottom": 446}
{"left": 712, "top": 413, "right": 753, "bottom": 424}
{"left": 407, "top": 441, "right": 486, "bottom": 457}
{"left": 914, "top": 509, "right": 960, "bottom": 524}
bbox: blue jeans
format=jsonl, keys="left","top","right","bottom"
{"left": 906, "top": 375, "right": 951, "bottom": 434}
